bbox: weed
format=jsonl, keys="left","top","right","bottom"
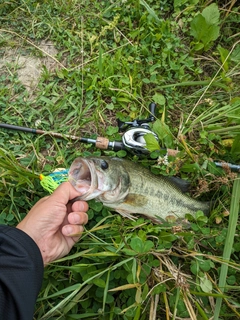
{"left": 190, "top": 3, "right": 220, "bottom": 52}
{"left": 0, "top": 1, "right": 240, "bottom": 319}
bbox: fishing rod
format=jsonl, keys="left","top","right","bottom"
{"left": 0, "top": 122, "right": 125, "bottom": 151}
{"left": 1, "top": 103, "right": 239, "bottom": 171}
{"left": 0, "top": 103, "right": 159, "bottom": 154}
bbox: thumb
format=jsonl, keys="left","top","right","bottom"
{"left": 51, "top": 182, "right": 82, "bottom": 205}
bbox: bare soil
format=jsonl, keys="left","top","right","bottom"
{"left": 0, "top": 40, "right": 58, "bottom": 94}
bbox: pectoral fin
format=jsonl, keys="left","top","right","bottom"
{"left": 114, "top": 194, "right": 148, "bottom": 220}
{"left": 124, "top": 194, "right": 148, "bottom": 207}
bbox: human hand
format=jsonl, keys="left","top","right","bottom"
{"left": 17, "top": 182, "right": 88, "bottom": 265}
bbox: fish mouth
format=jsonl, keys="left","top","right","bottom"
{"left": 68, "top": 158, "right": 103, "bottom": 200}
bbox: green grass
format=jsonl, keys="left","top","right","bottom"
{"left": 214, "top": 175, "right": 240, "bottom": 319}
{"left": 1, "top": 1, "right": 240, "bottom": 319}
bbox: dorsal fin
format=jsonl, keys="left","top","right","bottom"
{"left": 166, "top": 176, "right": 191, "bottom": 193}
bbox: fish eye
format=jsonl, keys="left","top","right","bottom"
{"left": 100, "top": 160, "right": 109, "bottom": 170}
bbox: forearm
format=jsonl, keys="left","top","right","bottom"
{"left": 0, "top": 225, "right": 44, "bottom": 320}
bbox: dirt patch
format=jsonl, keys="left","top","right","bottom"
{"left": 0, "top": 40, "right": 58, "bottom": 93}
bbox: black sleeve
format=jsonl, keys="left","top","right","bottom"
{"left": 0, "top": 225, "right": 44, "bottom": 320}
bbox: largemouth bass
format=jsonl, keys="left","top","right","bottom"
{"left": 68, "top": 157, "right": 210, "bottom": 222}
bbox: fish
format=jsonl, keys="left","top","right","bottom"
{"left": 68, "top": 157, "right": 210, "bottom": 222}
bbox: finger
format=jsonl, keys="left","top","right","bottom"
{"left": 62, "top": 224, "right": 84, "bottom": 237}
{"left": 51, "top": 182, "right": 82, "bottom": 205}
{"left": 68, "top": 211, "right": 88, "bottom": 225}
{"left": 71, "top": 200, "right": 89, "bottom": 213}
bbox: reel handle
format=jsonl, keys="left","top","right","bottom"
{"left": 149, "top": 102, "right": 156, "bottom": 121}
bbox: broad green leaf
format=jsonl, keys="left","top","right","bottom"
{"left": 117, "top": 150, "right": 127, "bottom": 158}
{"left": 233, "top": 242, "right": 240, "bottom": 252}
{"left": 203, "top": 24, "right": 219, "bottom": 45}
{"left": 93, "top": 278, "right": 106, "bottom": 288}
{"left": 195, "top": 210, "right": 205, "bottom": 219}
{"left": 231, "top": 44, "right": 240, "bottom": 62}
{"left": 187, "top": 237, "right": 195, "bottom": 250}
{"left": 202, "top": 3, "right": 220, "bottom": 25}
{"left": 130, "top": 237, "right": 143, "bottom": 253}
{"left": 192, "top": 42, "right": 204, "bottom": 51}
{"left": 152, "top": 93, "right": 166, "bottom": 106}
{"left": 181, "top": 162, "right": 200, "bottom": 172}
{"left": 152, "top": 119, "right": 174, "bottom": 148}
{"left": 88, "top": 200, "right": 103, "bottom": 212}
{"left": 143, "top": 240, "right": 154, "bottom": 252}
{"left": 190, "top": 261, "right": 199, "bottom": 275}
{"left": 106, "top": 102, "right": 114, "bottom": 110}
{"left": 190, "top": 12, "right": 219, "bottom": 48}
{"left": 190, "top": 14, "right": 207, "bottom": 42}
{"left": 196, "top": 215, "right": 208, "bottom": 224}
{"left": 152, "top": 283, "right": 166, "bottom": 294}
{"left": 217, "top": 45, "right": 230, "bottom": 72}
{"left": 198, "top": 259, "right": 213, "bottom": 272}
{"left": 144, "top": 133, "right": 160, "bottom": 152}
{"left": 226, "top": 275, "right": 236, "bottom": 285}
{"left": 106, "top": 126, "right": 119, "bottom": 136}
{"left": 200, "top": 275, "right": 212, "bottom": 293}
